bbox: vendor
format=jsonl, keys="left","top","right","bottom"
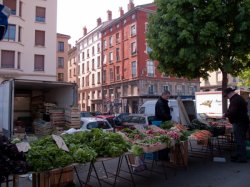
{"left": 223, "top": 88, "right": 249, "bottom": 163}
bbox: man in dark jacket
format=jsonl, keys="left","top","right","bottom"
{"left": 155, "top": 91, "right": 172, "bottom": 122}
{"left": 224, "top": 88, "right": 249, "bottom": 163}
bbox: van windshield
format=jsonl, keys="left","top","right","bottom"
{"left": 138, "top": 107, "right": 145, "bottom": 114}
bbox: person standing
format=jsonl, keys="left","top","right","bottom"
{"left": 223, "top": 88, "right": 250, "bottom": 163}
{"left": 155, "top": 90, "right": 172, "bottom": 122}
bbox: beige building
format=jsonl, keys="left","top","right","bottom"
{"left": 56, "top": 33, "right": 70, "bottom": 82}
{"left": 67, "top": 46, "right": 77, "bottom": 84}
{"left": 200, "top": 71, "right": 240, "bottom": 91}
{"left": 0, "top": 0, "right": 57, "bottom": 83}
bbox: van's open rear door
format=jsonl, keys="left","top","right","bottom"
{"left": 0, "top": 80, "right": 13, "bottom": 138}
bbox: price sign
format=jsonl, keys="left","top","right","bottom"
{"left": 52, "top": 134, "right": 69, "bottom": 152}
{"left": 16, "top": 142, "right": 31, "bottom": 153}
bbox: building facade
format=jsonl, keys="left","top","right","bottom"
{"left": 56, "top": 33, "right": 70, "bottom": 82}
{"left": 101, "top": 2, "right": 200, "bottom": 113}
{"left": 67, "top": 46, "right": 77, "bottom": 83}
{"left": 0, "top": 0, "right": 57, "bottom": 83}
{"left": 76, "top": 16, "right": 112, "bottom": 112}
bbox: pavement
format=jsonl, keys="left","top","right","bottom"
{"left": 2, "top": 144, "right": 250, "bottom": 187}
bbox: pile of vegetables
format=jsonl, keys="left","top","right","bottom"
{"left": 0, "top": 135, "right": 30, "bottom": 182}
{"left": 26, "top": 129, "right": 130, "bottom": 172}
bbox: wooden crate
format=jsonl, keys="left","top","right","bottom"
{"left": 169, "top": 141, "right": 188, "bottom": 166}
{"left": 32, "top": 166, "right": 74, "bottom": 187}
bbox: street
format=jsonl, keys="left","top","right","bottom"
{"left": 6, "top": 151, "right": 250, "bottom": 187}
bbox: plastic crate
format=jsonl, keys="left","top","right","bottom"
{"left": 151, "top": 121, "right": 162, "bottom": 127}
{"left": 144, "top": 152, "right": 158, "bottom": 160}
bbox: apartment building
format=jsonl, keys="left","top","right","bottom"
{"left": 68, "top": 46, "right": 77, "bottom": 83}
{"left": 0, "top": 0, "right": 57, "bottom": 83}
{"left": 76, "top": 15, "right": 113, "bottom": 112}
{"left": 56, "top": 33, "right": 70, "bottom": 82}
{"left": 200, "top": 71, "right": 243, "bottom": 91}
{"left": 101, "top": 1, "right": 200, "bottom": 113}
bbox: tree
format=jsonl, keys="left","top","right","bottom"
{"left": 147, "top": 0, "right": 250, "bottom": 113}
{"left": 239, "top": 68, "right": 250, "bottom": 87}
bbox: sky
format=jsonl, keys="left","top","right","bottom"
{"left": 57, "top": 0, "right": 153, "bottom": 45}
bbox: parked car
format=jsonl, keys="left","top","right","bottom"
{"left": 90, "top": 111, "right": 102, "bottom": 116}
{"left": 80, "top": 111, "right": 93, "bottom": 118}
{"left": 121, "top": 114, "right": 156, "bottom": 127}
{"left": 96, "top": 115, "right": 116, "bottom": 127}
{"left": 80, "top": 117, "right": 114, "bottom": 132}
{"left": 113, "top": 113, "right": 130, "bottom": 126}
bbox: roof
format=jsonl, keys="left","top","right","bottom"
{"left": 101, "top": 3, "right": 155, "bottom": 31}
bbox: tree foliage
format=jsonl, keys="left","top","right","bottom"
{"left": 147, "top": 0, "right": 250, "bottom": 80}
{"left": 239, "top": 68, "right": 250, "bottom": 87}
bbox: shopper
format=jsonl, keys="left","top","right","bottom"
{"left": 155, "top": 90, "right": 172, "bottom": 122}
{"left": 223, "top": 88, "right": 249, "bottom": 163}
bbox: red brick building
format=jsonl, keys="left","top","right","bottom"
{"left": 101, "top": 1, "right": 199, "bottom": 113}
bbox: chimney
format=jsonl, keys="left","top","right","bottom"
{"left": 128, "top": 0, "right": 135, "bottom": 11}
{"left": 119, "top": 7, "right": 124, "bottom": 17}
{"left": 97, "top": 17, "right": 102, "bottom": 26}
{"left": 107, "top": 10, "right": 112, "bottom": 21}
{"left": 83, "top": 26, "right": 87, "bottom": 36}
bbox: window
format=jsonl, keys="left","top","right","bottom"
{"left": 58, "top": 73, "right": 64, "bottom": 81}
{"left": 103, "top": 40, "right": 107, "bottom": 49}
{"left": 116, "top": 66, "right": 120, "bottom": 80}
{"left": 87, "top": 49, "right": 90, "bottom": 58}
{"left": 82, "top": 63, "right": 85, "bottom": 73}
{"left": 3, "top": 0, "right": 16, "bottom": 15}
{"left": 132, "top": 61, "right": 137, "bottom": 78}
{"left": 36, "top": 7, "right": 46, "bottom": 22}
{"left": 189, "top": 86, "right": 196, "bottom": 95}
{"left": 163, "top": 85, "right": 169, "bottom": 92}
{"left": 4, "top": 24, "right": 16, "bottom": 41}
{"left": 103, "top": 70, "right": 106, "bottom": 83}
{"left": 82, "top": 77, "right": 85, "bottom": 87}
{"left": 1, "top": 50, "right": 15, "bottom": 68}
{"left": 148, "top": 85, "right": 154, "bottom": 95}
{"left": 86, "top": 75, "right": 89, "bottom": 86}
{"left": 147, "top": 60, "right": 154, "bottom": 77}
{"left": 97, "top": 56, "right": 101, "bottom": 68}
{"left": 69, "top": 69, "right": 72, "bottom": 78}
{"left": 82, "top": 52, "right": 85, "bottom": 60}
{"left": 116, "top": 48, "right": 120, "bottom": 61}
{"left": 97, "top": 72, "right": 101, "bottom": 84}
{"left": 34, "top": 55, "right": 44, "bottom": 71}
{"left": 98, "top": 90, "right": 101, "bottom": 98}
{"left": 92, "top": 46, "right": 95, "bottom": 56}
{"left": 97, "top": 43, "right": 101, "bottom": 53}
{"left": 116, "top": 33, "right": 120, "bottom": 43}
{"left": 110, "top": 68, "right": 114, "bottom": 81}
{"left": 109, "top": 36, "right": 113, "bottom": 47}
{"left": 131, "top": 42, "right": 136, "bottom": 55}
{"left": 92, "top": 59, "right": 95, "bottom": 70}
{"left": 19, "top": 1, "right": 22, "bottom": 17}
{"left": 18, "top": 26, "right": 22, "bottom": 42}
{"left": 57, "top": 42, "right": 64, "bottom": 52}
{"left": 35, "top": 30, "right": 45, "bottom": 46}
{"left": 176, "top": 85, "right": 183, "bottom": 95}
{"left": 17, "top": 52, "right": 21, "bottom": 69}
{"left": 87, "top": 61, "right": 89, "bottom": 71}
{"left": 103, "top": 54, "right": 106, "bottom": 64}
{"left": 131, "top": 25, "right": 136, "bottom": 36}
{"left": 92, "top": 74, "right": 95, "bottom": 85}
{"left": 58, "top": 57, "right": 64, "bottom": 68}
{"left": 109, "top": 52, "right": 113, "bottom": 63}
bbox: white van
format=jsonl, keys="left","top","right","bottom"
{"left": 138, "top": 99, "right": 196, "bottom": 123}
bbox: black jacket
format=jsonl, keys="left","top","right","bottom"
{"left": 225, "top": 94, "right": 249, "bottom": 125}
{"left": 155, "top": 97, "right": 172, "bottom": 122}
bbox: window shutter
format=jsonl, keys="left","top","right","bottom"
{"left": 34, "top": 55, "right": 44, "bottom": 71}
{"left": 1, "top": 50, "right": 15, "bottom": 68}
{"left": 35, "top": 30, "right": 45, "bottom": 46}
